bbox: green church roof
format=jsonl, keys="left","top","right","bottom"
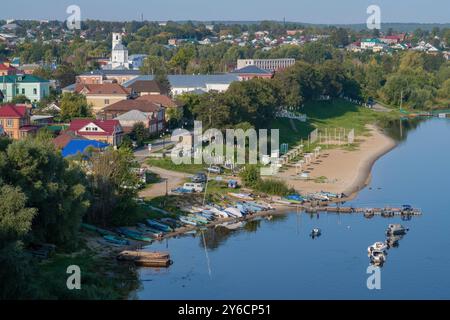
{"left": 0, "top": 75, "right": 50, "bottom": 83}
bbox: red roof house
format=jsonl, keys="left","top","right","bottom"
{"left": 68, "top": 119, "right": 124, "bottom": 146}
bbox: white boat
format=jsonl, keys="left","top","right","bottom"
{"left": 224, "top": 207, "right": 243, "bottom": 218}
{"left": 386, "top": 224, "right": 409, "bottom": 236}
{"left": 367, "top": 242, "right": 388, "bottom": 254}
{"left": 369, "top": 250, "right": 386, "bottom": 265}
{"left": 228, "top": 193, "right": 254, "bottom": 201}
{"left": 206, "top": 206, "right": 230, "bottom": 218}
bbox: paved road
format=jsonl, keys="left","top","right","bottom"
{"left": 139, "top": 166, "right": 190, "bottom": 199}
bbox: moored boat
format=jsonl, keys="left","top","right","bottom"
{"left": 103, "top": 235, "right": 129, "bottom": 246}
{"left": 116, "top": 227, "right": 153, "bottom": 243}
{"left": 386, "top": 224, "right": 409, "bottom": 236}
{"left": 146, "top": 219, "right": 173, "bottom": 232}
{"left": 228, "top": 193, "right": 254, "bottom": 201}
{"left": 368, "top": 241, "right": 388, "bottom": 254}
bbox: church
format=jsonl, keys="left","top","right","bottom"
{"left": 105, "top": 33, "right": 130, "bottom": 70}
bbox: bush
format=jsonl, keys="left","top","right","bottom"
{"left": 239, "top": 165, "right": 260, "bottom": 188}
{"left": 254, "top": 179, "right": 294, "bottom": 196}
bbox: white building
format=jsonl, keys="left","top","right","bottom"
{"left": 236, "top": 58, "right": 295, "bottom": 72}
{"left": 108, "top": 33, "right": 130, "bottom": 70}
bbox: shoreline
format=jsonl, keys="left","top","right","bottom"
{"left": 278, "top": 125, "right": 397, "bottom": 199}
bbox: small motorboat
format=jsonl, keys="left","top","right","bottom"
{"left": 369, "top": 250, "right": 386, "bottom": 265}
{"left": 367, "top": 242, "right": 388, "bottom": 254}
{"left": 310, "top": 228, "right": 322, "bottom": 239}
{"left": 386, "top": 224, "right": 409, "bottom": 236}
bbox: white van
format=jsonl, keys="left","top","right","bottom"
{"left": 183, "top": 183, "right": 205, "bottom": 193}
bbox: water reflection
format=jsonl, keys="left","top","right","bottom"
{"left": 383, "top": 118, "right": 424, "bottom": 142}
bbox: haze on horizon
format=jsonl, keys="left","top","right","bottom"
{"left": 1, "top": 0, "right": 449, "bottom": 24}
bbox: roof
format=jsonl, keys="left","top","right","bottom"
{"left": 80, "top": 70, "right": 141, "bottom": 77}
{"left": 231, "top": 65, "right": 273, "bottom": 75}
{"left": 31, "top": 115, "right": 54, "bottom": 122}
{"left": 53, "top": 131, "right": 87, "bottom": 149}
{"left": 113, "top": 44, "right": 127, "bottom": 51}
{"left": 0, "top": 74, "right": 49, "bottom": 83}
{"left": 114, "top": 110, "right": 149, "bottom": 122}
{"left": 0, "top": 104, "right": 27, "bottom": 118}
{"left": 0, "top": 63, "right": 16, "bottom": 71}
{"left": 129, "top": 80, "right": 163, "bottom": 94}
{"left": 136, "top": 94, "right": 181, "bottom": 108}
{"left": 103, "top": 99, "right": 162, "bottom": 113}
{"left": 123, "top": 74, "right": 240, "bottom": 89}
{"left": 62, "top": 139, "right": 109, "bottom": 158}
{"left": 69, "top": 119, "right": 123, "bottom": 136}
{"left": 74, "top": 83, "right": 130, "bottom": 95}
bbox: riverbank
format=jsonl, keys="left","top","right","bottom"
{"left": 277, "top": 125, "right": 397, "bottom": 198}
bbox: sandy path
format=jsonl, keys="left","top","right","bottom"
{"left": 276, "top": 125, "right": 396, "bottom": 197}
{"left": 139, "top": 166, "right": 190, "bottom": 199}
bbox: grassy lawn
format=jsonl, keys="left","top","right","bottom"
{"left": 272, "top": 99, "right": 399, "bottom": 147}
{"left": 147, "top": 158, "right": 205, "bottom": 174}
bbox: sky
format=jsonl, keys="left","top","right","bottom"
{"left": 1, "top": 0, "right": 449, "bottom": 24}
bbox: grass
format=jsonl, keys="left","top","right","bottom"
{"left": 34, "top": 247, "right": 140, "bottom": 300}
{"left": 272, "top": 99, "right": 400, "bottom": 146}
{"left": 147, "top": 158, "right": 205, "bottom": 174}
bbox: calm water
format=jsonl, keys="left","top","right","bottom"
{"left": 137, "top": 118, "right": 450, "bottom": 300}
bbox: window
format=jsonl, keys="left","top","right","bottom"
{"left": 33, "top": 88, "right": 37, "bottom": 95}
{"left": 22, "top": 88, "right": 25, "bottom": 95}
{"left": 6, "top": 119, "right": 13, "bottom": 128}
{"left": 104, "top": 99, "right": 110, "bottom": 105}
{"left": 16, "top": 88, "right": 19, "bottom": 95}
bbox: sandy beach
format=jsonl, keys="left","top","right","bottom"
{"left": 276, "top": 125, "right": 397, "bottom": 197}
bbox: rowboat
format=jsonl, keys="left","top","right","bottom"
{"left": 179, "top": 216, "right": 200, "bottom": 226}
{"left": 103, "top": 235, "right": 129, "bottom": 246}
{"left": 204, "top": 206, "right": 230, "bottom": 218}
{"left": 136, "top": 223, "right": 164, "bottom": 239}
{"left": 228, "top": 193, "right": 254, "bottom": 201}
{"left": 283, "top": 194, "right": 305, "bottom": 204}
{"left": 116, "top": 228, "right": 153, "bottom": 243}
{"left": 188, "top": 214, "right": 209, "bottom": 224}
{"left": 117, "top": 250, "right": 170, "bottom": 261}
{"left": 135, "top": 258, "right": 172, "bottom": 268}
{"left": 224, "top": 207, "right": 243, "bottom": 218}
{"left": 160, "top": 218, "right": 183, "bottom": 229}
{"left": 81, "top": 223, "right": 113, "bottom": 236}
{"left": 146, "top": 219, "right": 173, "bottom": 232}
{"left": 237, "top": 202, "right": 263, "bottom": 212}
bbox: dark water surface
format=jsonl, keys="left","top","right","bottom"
{"left": 137, "top": 118, "right": 450, "bottom": 300}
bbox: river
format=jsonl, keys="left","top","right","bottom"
{"left": 136, "top": 118, "right": 450, "bottom": 300}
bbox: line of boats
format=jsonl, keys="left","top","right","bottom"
{"left": 368, "top": 224, "right": 409, "bottom": 266}
{"left": 81, "top": 198, "right": 275, "bottom": 246}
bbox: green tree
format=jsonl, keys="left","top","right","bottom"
{"left": 60, "top": 92, "right": 92, "bottom": 121}
{"left": 239, "top": 165, "right": 260, "bottom": 188}
{"left": 130, "top": 122, "right": 149, "bottom": 146}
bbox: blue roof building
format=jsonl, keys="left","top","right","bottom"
{"left": 62, "top": 139, "right": 109, "bottom": 158}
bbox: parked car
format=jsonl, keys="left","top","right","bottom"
{"left": 183, "top": 183, "right": 205, "bottom": 193}
{"left": 192, "top": 172, "right": 207, "bottom": 183}
{"left": 207, "top": 166, "right": 223, "bottom": 174}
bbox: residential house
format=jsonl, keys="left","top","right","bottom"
{"left": 360, "top": 38, "right": 384, "bottom": 50}
{"left": 0, "top": 61, "right": 18, "bottom": 76}
{"left": 76, "top": 69, "right": 141, "bottom": 85}
{"left": 379, "top": 35, "right": 402, "bottom": 45}
{"left": 129, "top": 80, "right": 164, "bottom": 96}
{"left": 53, "top": 131, "right": 87, "bottom": 149}
{"left": 0, "top": 75, "right": 50, "bottom": 103}
{"left": 19, "top": 64, "right": 41, "bottom": 75}
{"left": 102, "top": 99, "right": 165, "bottom": 134}
{"left": 74, "top": 83, "right": 131, "bottom": 114}
{"left": 0, "top": 104, "right": 38, "bottom": 139}
{"left": 31, "top": 115, "right": 54, "bottom": 125}
{"left": 231, "top": 65, "right": 274, "bottom": 81}
{"left": 62, "top": 140, "right": 109, "bottom": 158}
{"left": 68, "top": 119, "right": 124, "bottom": 146}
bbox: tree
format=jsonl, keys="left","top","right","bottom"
{"left": 10, "top": 95, "right": 31, "bottom": 104}
{"left": 52, "top": 63, "right": 77, "bottom": 88}
{"left": 60, "top": 92, "right": 92, "bottom": 121}
{"left": 155, "top": 71, "right": 171, "bottom": 96}
{"left": 140, "top": 55, "right": 166, "bottom": 75}
{"left": 4, "top": 138, "right": 90, "bottom": 246}
{"left": 130, "top": 122, "right": 149, "bottom": 146}
{"left": 85, "top": 147, "right": 140, "bottom": 226}
{"left": 239, "top": 165, "right": 260, "bottom": 188}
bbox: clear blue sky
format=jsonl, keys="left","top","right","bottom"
{"left": 1, "top": 0, "right": 449, "bottom": 24}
